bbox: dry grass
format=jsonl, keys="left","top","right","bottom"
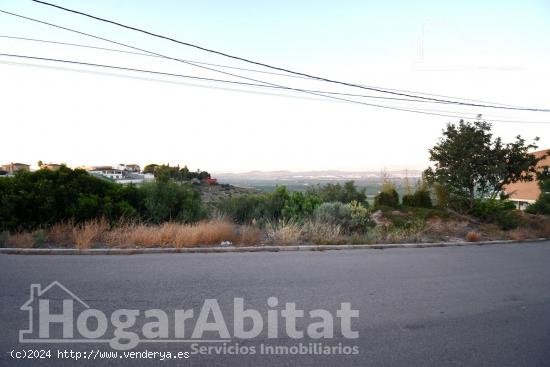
{"left": 174, "top": 221, "right": 237, "bottom": 247}
{"left": 47, "top": 221, "right": 75, "bottom": 246}
{"left": 6, "top": 232, "right": 34, "bottom": 248}
{"left": 506, "top": 228, "right": 530, "bottom": 241}
{"left": 7, "top": 211, "right": 549, "bottom": 250}
{"left": 466, "top": 231, "right": 481, "bottom": 242}
{"left": 238, "top": 225, "right": 263, "bottom": 245}
{"left": 520, "top": 214, "right": 550, "bottom": 238}
{"left": 265, "top": 220, "right": 302, "bottom": 245}
{"left": 104, "top": 220, "right": 239, "bottom": 248}
{"left": 424, "top": 218, "right": 469, "bottom": 238}
{"left": 72, "top": 218, "right": 109, "bottom": 249}
{"left": 302, "top": 220, "right": 344, "bottom": 244}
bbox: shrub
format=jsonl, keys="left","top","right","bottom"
{"left": 314, "top": 202, "right": 351, "bottom": 226}
{"left": 306, "top": 181, "right": 367, "bottom": 205}
{"left": 374, "top": 190, "right": 399, "bottom": 208}
{"left": 218, "top": 186, "right": 324, "bottom": 224}
{"left": 0, "top": 231, "right": 8, "bottom": 248}
{"left": 139, "top": 181, "right": 205, "bottom": 224}
{"left": 281, "top": 191, "right": 321, "bottom": 221}
{"left": 466, "top": 231, "right": 481, "bottom": 242}
{"left": 348, "top": 200, "right": 375, "bottom": 233}
{"left": 403, "top": 189, "right": 432, "bottom": 208}
{"left": 313, "top": 201, "right": 372, "bottom": 234}
{"left": 217, "top": 194, "right": 270, "bottom": 224}
{"left": 372, "top": 220, "right": 425, "bottom": 243}
{"left": 32, "top": 230, "right": 47, "bottom": 248}
{"left": 471, "top": 199, "right": 522, "bottom": 230}
{"left": 526, "top": 175, "right": 550, "bottom": 215}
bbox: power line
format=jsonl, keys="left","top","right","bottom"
{"left": 0, "top": 34, "right": 481, "bottom": 106}
{"left": 2, "top": 52, "right": 548, "bottom": 124}
{"left": 3, "top": 10, "right": 502, "bottom": 120}
{"left": 0, "top": 15, "right": 523, "bottom": 109}
{"left": 31, "top": 0, "right": 550, "bottom": 112}
{"left": 1, "top": 8, "right": 544, "bottom": 113}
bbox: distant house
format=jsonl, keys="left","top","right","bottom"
{"left": 115, "top": 164, "right": 141, "bottom": 173}
{"left": 85, "top": 165, "right": 153, "bottom": 185}
{"left": 504, "top": 149, "right": 550, "bottom": 209}
{"left": 39, "top": 163, "right": 64, "bottom": 171}
{"left": 1, "top": 162, "right": 30, "bottom": 174}
{"left": 87, "top": 167, "right": 125, "bottom": 180}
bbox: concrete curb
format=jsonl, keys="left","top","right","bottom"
{"left": 0, "top": 238, "right": 547, "bottom": 255}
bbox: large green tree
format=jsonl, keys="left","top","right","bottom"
{"left": 424, "top": 120, "right": 543, "bottom": 210}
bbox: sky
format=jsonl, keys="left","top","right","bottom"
{"left": 0, "top": 0, "right": 549, "bottom": 173}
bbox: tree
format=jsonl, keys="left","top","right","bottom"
{"left": 526, "top": 167, "right": 550, "bottom": 215}
{"left": 424, "top": 120, "right": 543, "bottom": 210}
{"left": 143, "top": 164, "right": 158, "bottom": 174}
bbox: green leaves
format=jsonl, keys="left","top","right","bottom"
{"left": 425, "top": 120, "right": 542, "bottom": 211}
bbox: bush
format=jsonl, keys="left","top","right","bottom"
{"left": 374, "top": 190, "right": 399, "bottom": 208}
{"left": 466, "top": 231, "right": 481, "bottom": 242}
{"left": 314, "top": 202, "right": 351, "bottom": 225}
{"left": 471, "top": 199, "right": 522, "bottom": 230}
{"left": 348, "top": 200, "right": 375, "bottom": 233}
{"left": 402, "top": 189, "right": 432, "bottom": 208}
{"left": 0, "top": 167, "right": 142, "bottom": 231}
{"left": 139, "top": 181, "right": 205, "bottom": 224}
{"left": 526, "top": 176, "right": 550, "bottom": 215}
{"left": 313, "top": 201, "right": 372, "bottom": 234}
{"left": 282, "top": 191, "right": 321, "bottom": 221}
{"left": 0, "top": 231, "right": 8, "bottom": 248}
{"left": 216, "top": 194, "right": 269, "bottom": 224}
{"left": 218, "top": 186, "right": 322, "bottom": 224}
{"left": 306, "top": 181, "right": 367, "bottom": 205}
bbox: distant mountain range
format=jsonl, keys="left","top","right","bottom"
{"left": 215, "top": 170, "right": 423, "bottom": 181}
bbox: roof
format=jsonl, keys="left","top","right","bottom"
{"left": 504, "top": 149, "right": 550, "bottom": 201}
{"left": 4, "top": 162, "right": 30, "bottom": 166}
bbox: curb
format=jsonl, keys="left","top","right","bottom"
{"left": 0, "top": 238, "right": 547, "bottom": 255}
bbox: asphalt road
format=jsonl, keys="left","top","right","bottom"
{"left": 1, "top": 242, "right": 550, "bottom": 366}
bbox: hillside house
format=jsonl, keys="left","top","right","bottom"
{"left": 504, "top": 149, "right": 550, "bottom": 209}
{"left": 1, "top": 162, "right": 30, "bottom": 174}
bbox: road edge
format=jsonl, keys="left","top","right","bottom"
{"left": 0, "top": 238, "right": 548, "bottom": 255}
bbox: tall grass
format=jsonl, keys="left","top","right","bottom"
{"left": 302, "top": 220, "right": 343, "bottom": 244}
{"left": 104, "top": 220, "right": 239, "bottom": 248}
{"left": 73, "top": 218, "right": 109, "bottom": 249}
{"left": 5, "top": 232, "right": 34, "bottom": 248}
{"left": 265, "top": 220, "right": 302, "bottom": 245}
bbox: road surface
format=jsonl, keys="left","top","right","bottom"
{"left": 1, "top": 241, "right": 550, "bottom": 366}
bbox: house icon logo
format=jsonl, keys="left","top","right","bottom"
{"left": 19, "top": 281, "right": 90, "bottom": 343}
{"left": 17, "top": 282, "right": 360, "bottom": 351}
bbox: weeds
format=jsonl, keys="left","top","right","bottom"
{"left": 72, "top": 218, "right": 109, "bottom": 249}
{"left": 265, "top": 220, "right": 302, "bottom": 245}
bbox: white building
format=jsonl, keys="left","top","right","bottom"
{"left": 86, "top": 165, "right": 154, "bottom": 185}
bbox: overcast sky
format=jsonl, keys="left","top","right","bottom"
{"left": 1, "top": 0, "right": 549, "bottom": 172}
